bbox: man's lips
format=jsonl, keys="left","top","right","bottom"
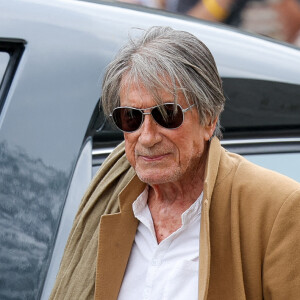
{"left": 138, "top": 153, "right": 169, "bottom": 162}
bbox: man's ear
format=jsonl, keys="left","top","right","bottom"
{"left": 204, "top": 117, "right": 218, "bottom": 141}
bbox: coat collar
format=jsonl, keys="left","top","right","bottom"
{"left": 198, "top": 137, "right": 222, "bottom": 299}
{"left": 203, "top": 137, "right": 222, "bottom": 207}
{"left": 94, "top": 137, "right": 222, "bottom": 300}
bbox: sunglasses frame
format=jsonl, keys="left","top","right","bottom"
{"left": 110, "top": 102, "right": 195, "bottom": 133}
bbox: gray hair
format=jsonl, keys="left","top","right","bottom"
{"left": 101, "top": 26, "right": 225, "bottom": 138}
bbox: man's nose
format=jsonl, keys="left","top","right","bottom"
{"left": 138, "top": 114, "right": 162, "bottom": 147}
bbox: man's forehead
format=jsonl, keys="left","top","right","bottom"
{"left": 119, "top": 80, "right": 187, "bottom": 107}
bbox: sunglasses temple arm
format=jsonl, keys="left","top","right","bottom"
{"left": 183, "top": 104, "right": 196, "bottom": 113}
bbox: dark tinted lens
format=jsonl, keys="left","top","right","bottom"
{"left": 152, "top": 104, "right": 183, "bottom": 129}
{"left": 112, "top": 107, "right": 143, "bottom": 132}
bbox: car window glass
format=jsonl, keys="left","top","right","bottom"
{"left": 222, "top": 79, "right": 300, "bottom": 138}
{"left": 0, "top": 52, "right": 9, "bottom": 84}
{"left": 244, "top": 152, "right": 300, "bottom": 182}
{"left": 0, "top": 41, "right": 25, "bottom": 116}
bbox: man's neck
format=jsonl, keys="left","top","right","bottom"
{"left": 147, "top": 178, "right": 204, "bottom": 243}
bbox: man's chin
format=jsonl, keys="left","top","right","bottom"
{"left": 135, "top": 170, "right": 179, "bottom": 185}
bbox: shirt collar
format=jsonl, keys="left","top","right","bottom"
{"left": 132, "top": 185, "right": 203, "bottom": 228}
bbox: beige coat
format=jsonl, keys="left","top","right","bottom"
{"left": 50, "top": 138, "right": 300, "bottom": 300}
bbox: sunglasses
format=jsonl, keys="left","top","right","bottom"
{"left": 110, "top": 103, "right": 195, "bottom": 133}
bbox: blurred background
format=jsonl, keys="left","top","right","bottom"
{"left": 117, "top": 0, "right": 300, "bottom": 47}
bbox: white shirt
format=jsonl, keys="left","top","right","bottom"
{"left": 118, "top": 186, "right": 203, "bottom": 300}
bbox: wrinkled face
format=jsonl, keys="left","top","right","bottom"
{"left": 120, "top": 83, "right": 216, "bottom": 185}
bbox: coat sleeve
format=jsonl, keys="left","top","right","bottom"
{"left": 263, "top": 188, "right": 300, "bottom": 299}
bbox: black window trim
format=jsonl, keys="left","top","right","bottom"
{"left": 0, "top": 38, "right": 26, "bottom": 115}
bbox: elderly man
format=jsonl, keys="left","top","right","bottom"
{"left": 50, "top": 26, "right": 300, "bottom": 300}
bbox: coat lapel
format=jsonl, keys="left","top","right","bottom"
{"left": 94, "top": 175, "right": 146, "bottom": 300}
{"left": 198, "top": 137, "right": 222, "bottom": 300}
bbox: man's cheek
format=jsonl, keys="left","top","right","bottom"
{"left": 124, "top": 141, "right": 136, "bottom": 166}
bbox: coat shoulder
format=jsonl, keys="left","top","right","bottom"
{"left": 223, "top": 148, "right": 299, "bottom": 190}
{"left": 216, "top": 147, "right": 300, "bottom": 210}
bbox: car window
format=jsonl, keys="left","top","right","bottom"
{"left": 0, "top": 40, "right": 25, "bottom": 115}
{"left": 0, "top": 52, "right": 9, "bottom": 84}
{"left": 222, "top": 78, "right": 300, "bottom": 139}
